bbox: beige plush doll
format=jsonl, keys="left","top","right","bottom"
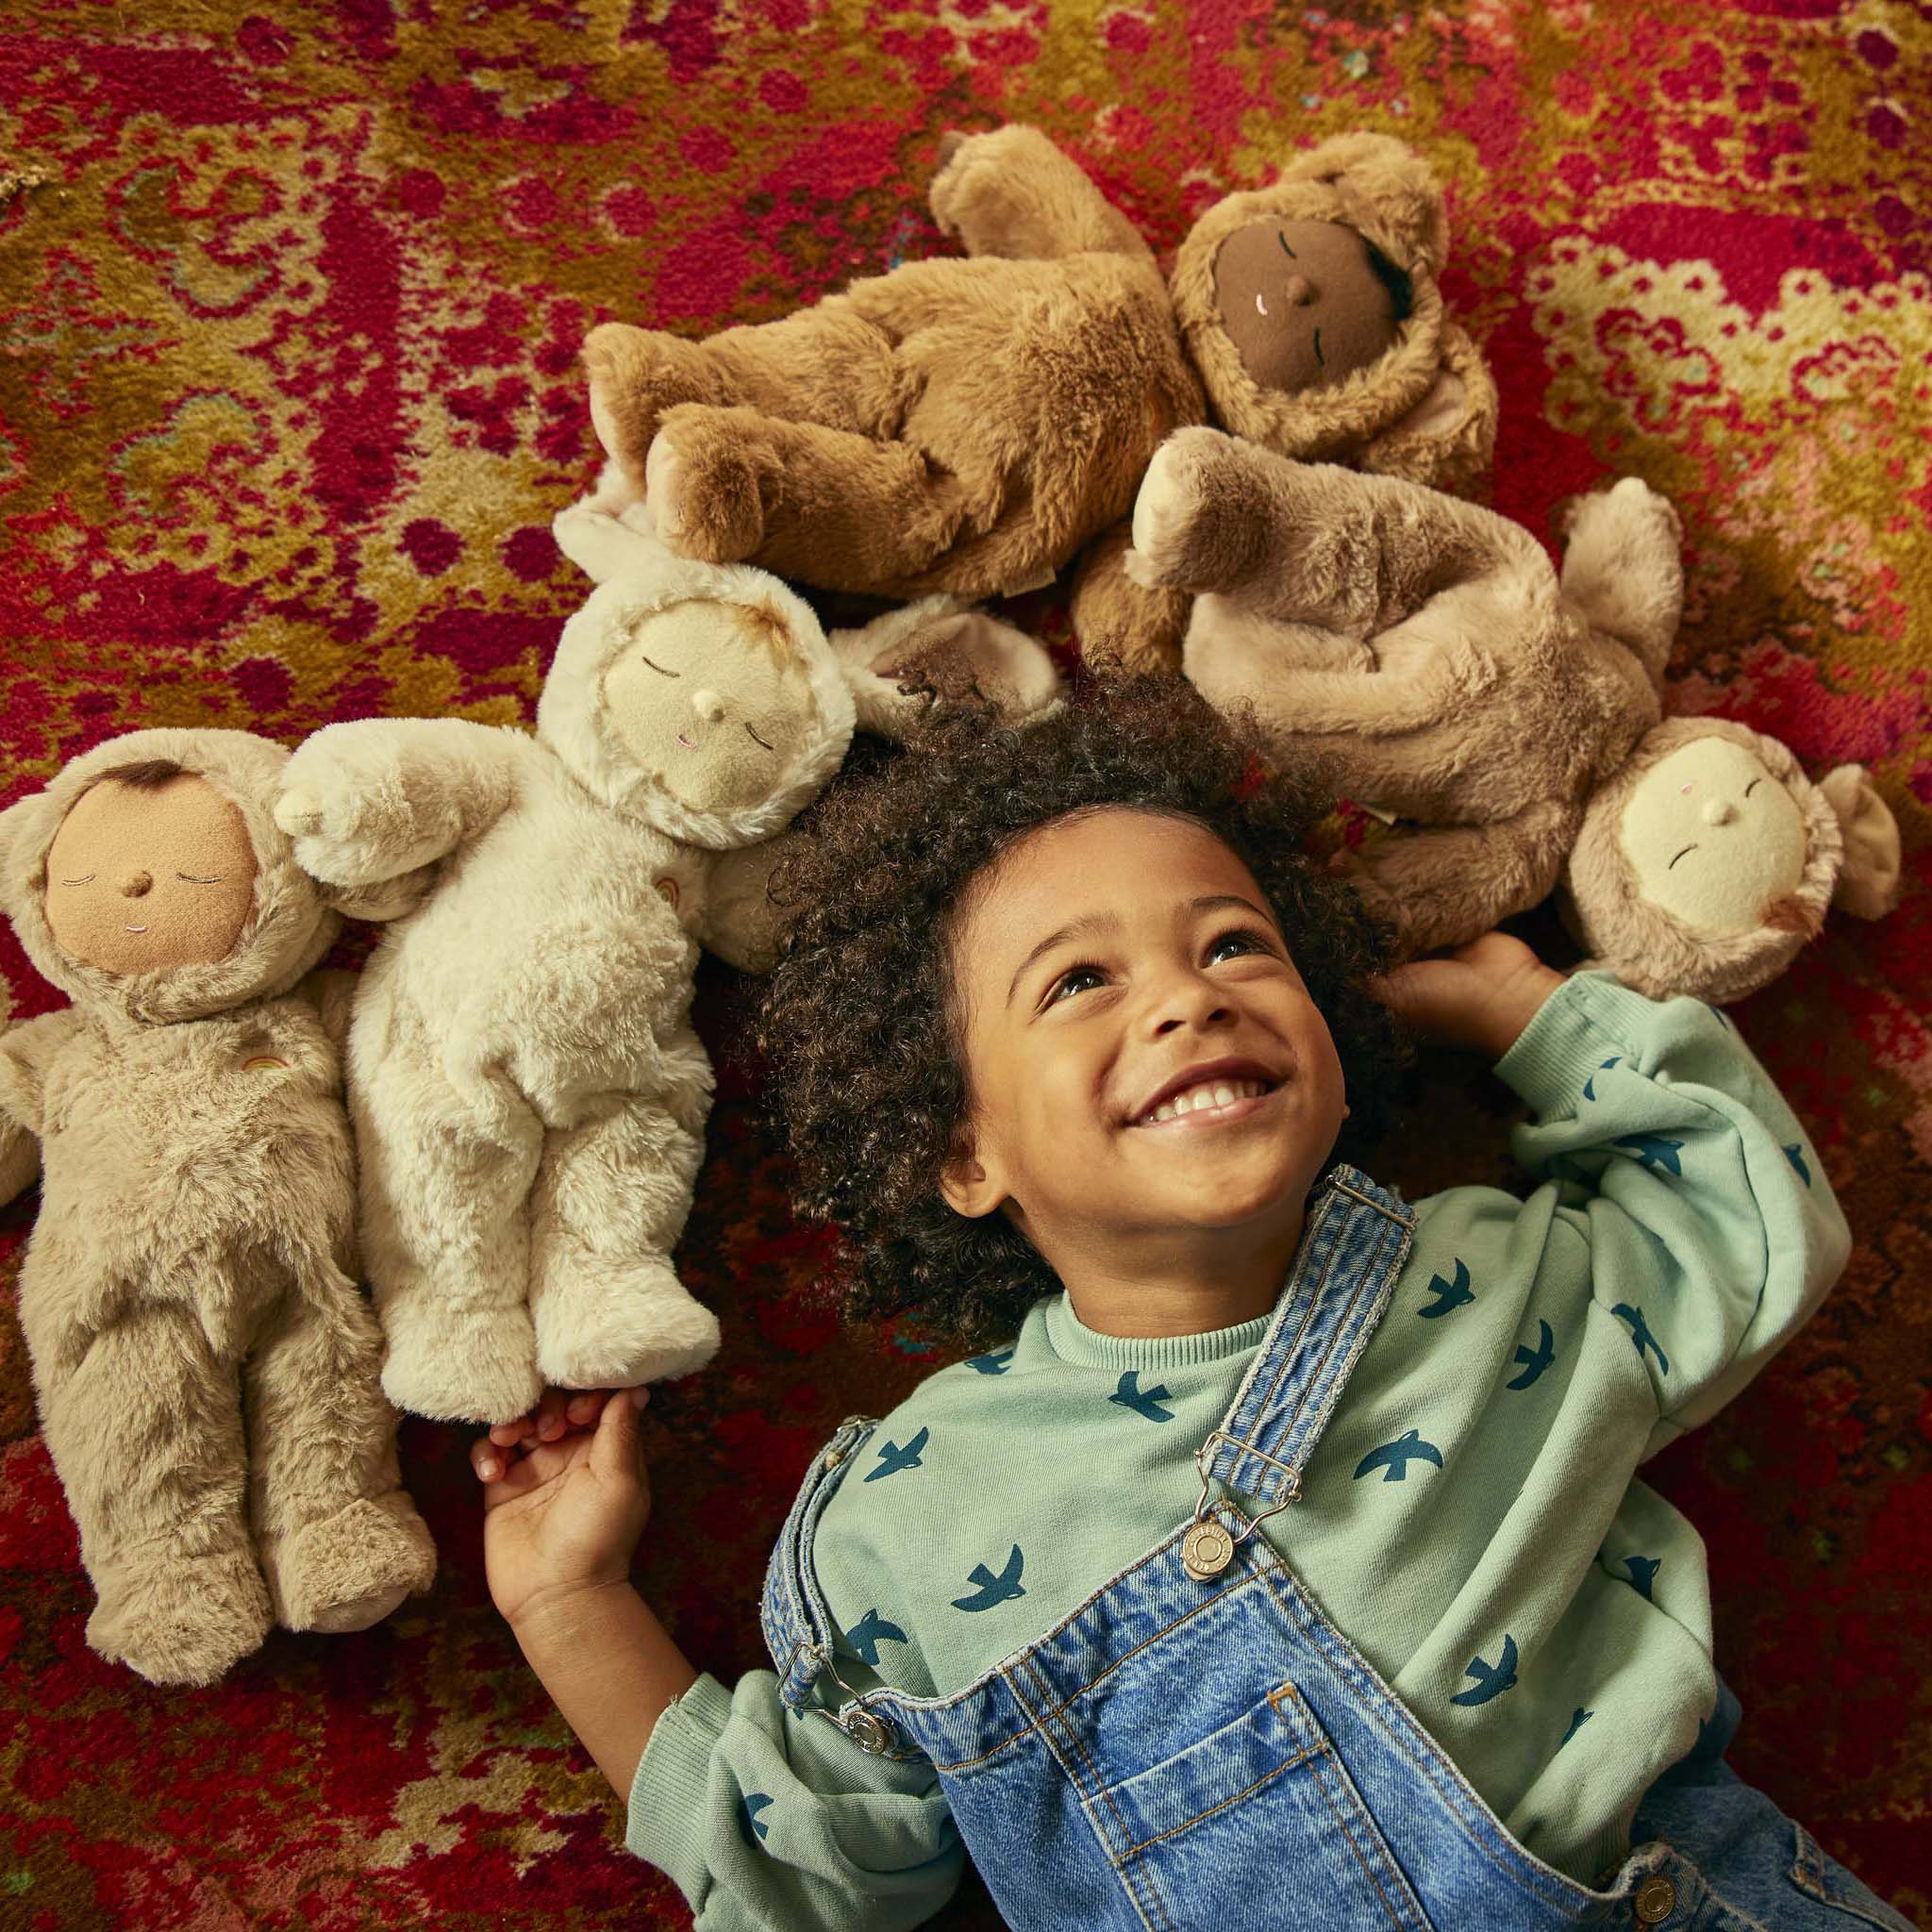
{"left": 1131, "top": 427, "right": 1902, "bottom": 999}
{"left": 0, "top": 729, "right": 438, "bottom": 1689}
{"left": 581, "top": 125, "right": 1495, "bottom": 675}
{"left": 275, "top": 508, "right": 1058, "bottom": 1425}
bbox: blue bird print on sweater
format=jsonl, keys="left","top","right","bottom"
{"left": 1353, "top": 1428, "right": 1443, "bottom": 1482}
{"left": 844, "top": 1607, "right": 908, "bottom": 1667}
{"left": 1611, "top": 1304, "right": 1671, "bottom": 1375}
{"left": 1108, "top": 1371, "right": 1175, "bottom": 1422}
{"left": 1623, "top": 1556, "right": 1661, "bottom": 1601}
{"left": 1616, "top": 1132, "right": 1684, "bottom": 1176}
{"left": 865, "top": 1425, "right": 929, "bottom": 1481}
{"left": 952, "top": 1546, "right": 1026, "bottom": 1611}
{"left": 1451, "top": 1634, "right": 1519, "bottom": 1707}
{"left": 1507, "top": 1320, "right": 1557, "bottom": 1390}
{"left": 965, "top": 1348, "right": 1014, "bottom": 1375}
{"left": 1419, "top": 1258, "right": 1475, "bottom": 1318}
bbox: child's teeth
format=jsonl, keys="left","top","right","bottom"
{"left": 1212, "top": 1084, "right": 1235, "bottom": 1108}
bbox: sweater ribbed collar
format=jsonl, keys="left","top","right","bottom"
{"left": 1039, "top": 1290, "right": 1275, "bottom": 1372}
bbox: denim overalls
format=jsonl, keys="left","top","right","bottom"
{"left": 760, "top": 1169, "right": 1914, "bottom": 1932}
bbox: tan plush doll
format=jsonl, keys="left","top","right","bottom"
{"left": 275, "top": 508, "right": 1058, "bottom": 1425}
{"left": 0, "top": 730, "right": 438, "bottom": 1689}
{"left": 580, "top": 125, "right": 1495, "bottom": 674}
{"left": 1131, "top": 427, "right": 1902, "bottom": 1000}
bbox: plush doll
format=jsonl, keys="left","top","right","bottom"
{"left": 275, "top": 507, "right": 1058, "bottom": 1425}
{"left": 0, "top": 729, "right": 438, "bottom": 1689}
{"left": 1130, "top": 427, "right": 1902, "bottom": 1000}
{"left": 579, "top": 125, "right": 1495, "bottom": 674}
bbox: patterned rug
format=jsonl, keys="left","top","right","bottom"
{"left": 2, "top": 2, "right": 1927, "bottom": 1926}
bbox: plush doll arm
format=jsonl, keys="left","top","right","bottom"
{"left": 930, "top": 125, "right": 1155, "bottom": 265}
{"left": 830, "top": 597, "right": 1063, "bottom": 738}
{"left": 275, "top": 718, "right": 526, "bottom": 888}
{"left": 1070, "top": 519, "right": 1191, "bottom": 675}
{"left": 695, "top": 836, "right": 797, "bottom": 975}
{"left": 0, "top": 1008, "right": 80, "bottom": 1206}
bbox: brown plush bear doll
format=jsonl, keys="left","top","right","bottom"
{"left": 0, "top": 728, "right": 438, "bottom": 1688}
{"left": 581, "top": 125, "right": 1495, "bottom": 674}
{"left": 1131, "top": 428, "right": 1902, "bottom": 1001}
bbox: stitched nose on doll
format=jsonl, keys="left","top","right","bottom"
{"left": 691, "top": 690, "right": 726, "bottom": 724}
{"left": 1701, "top": 798, "right": 1739, "bottom": 827}
{"left": 1281, "top": 273, "right": 1315, "bottom": 307}
{"left": 121, "top": 871, "right": 154, "bottom": 897}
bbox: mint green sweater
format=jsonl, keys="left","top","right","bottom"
{"left": 629, "top": 976, "right": 1849, "bottom": 1926}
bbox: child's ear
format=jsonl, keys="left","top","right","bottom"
{"left": 940, "top": 1128, "right": 1006, "bottom": 1220}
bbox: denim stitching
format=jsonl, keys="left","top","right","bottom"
{"left": 1010, "top": 1653, "right": 1173, "bottom": 1932}
{"left": 1306, "top": 1742, "right": 1429, "bottom": 1932}
{"left": 1254, "top": 1561, "right": 1592, "bottom": 1913}
{"left": 1114, "top": 1743, "right": 1327, "bottom": 1860}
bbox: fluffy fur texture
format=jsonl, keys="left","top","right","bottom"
{"left": 580, "top": 125, "right": 1494, "bottom": 674}
{"left": 276, "top": 510, "right": 1058, "bottom": 1424}
{"left": 1565, "top": 720, "right": 1901, "bottom": 1002}
{"left": 0, "top": 728, "right": 437, "bottom": 1689}
{"left": 1138, "top": 434, "right": 1901, "bottom": 998}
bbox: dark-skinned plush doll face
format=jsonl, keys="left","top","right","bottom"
{"left": 1212, "top": 219, "right": 1407, "bottom": 395}
{"left": 43, "top": 771, "right": 258, "bottom": 976}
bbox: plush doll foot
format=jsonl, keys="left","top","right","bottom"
{"left": 1125, "top": 427, "right": 1270, "bottom": 595}
{"left": 380, "top": 1295, "right": 544, "bottom": 1425}
{"left": 534, "top": 1255, "right": 722, "bottom": 1390}
{"left": 88, "top": 1546, "right": 275, "bottom": 1688}
{"left": 581, "top": 323, "right": 723, "bottom": 488}
{"left": 1558, "top": 476, "right": 1685, "bottom": 674}
{"left": 644, "top": 414, "right": 766, "bottom": 563}
{"left": 266, "top": 1491, "right": 438, "bottom": 1634}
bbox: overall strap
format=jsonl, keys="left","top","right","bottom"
{"left": 1197, "top": 1166, "right": 1413, "bottom": 1509}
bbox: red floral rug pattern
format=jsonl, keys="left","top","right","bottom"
{"left": 2, "top": 2, "right": 1928, "bottom": 1926}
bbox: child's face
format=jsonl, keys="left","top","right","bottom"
{"left": 942, "top": 808, "right": 1347, "bottom": 1272}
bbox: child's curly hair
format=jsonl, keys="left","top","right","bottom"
{"left": 758, "top": 680, "right": 1404, "bottom": 1350}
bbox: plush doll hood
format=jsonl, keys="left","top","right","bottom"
{"left": 540, "top": 508, "right": 856, "bottom": 852}
{"left": 0, "top": 727, "right": 339, "bottom": 1024}
{"left": 1565, "top": 718, "right": 1842, "bottom": 1004}
{"left": 1170, "top": 132, "right": 1497, "bottom": 492}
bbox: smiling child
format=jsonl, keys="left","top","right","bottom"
{"left": 472, "top": 686, "right": 1910, "bottom": 1932}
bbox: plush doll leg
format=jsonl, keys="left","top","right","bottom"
{"left": 1345, "top": 798, "right": 1579, "bottom": 955}
{"left": 29, "top": 1302, "right": 273, "bottom": 1687}
{"left": 584, "top": 307, "right": 904, "bottom": 499}
{"left": 1070, "top": 519, "right": 1192, "bottom": 675}
{"left": 646, "top": 404, "right": 975, "bottom": 589}
{"left": 1557, "top": 477, "right": 1684, "bottom": 686}
{"left": 246, "top": 1269, "right": 438, "bottom": 1635}
{"left": 1132, "top": 427, "right": 1546, "bottom": 635}
{"left": 354, "top": 1060, "right": 546, "bottom": 1425}
{"left": 528, "top": 1058, "right": 717, "bottom": 1390}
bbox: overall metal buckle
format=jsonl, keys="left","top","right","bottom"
{"left": 1182, "top": 1432, "right": 1301, "bottom": 1581}
{"left": 805, "top": 1643, "right": 897, "bottom": 1755}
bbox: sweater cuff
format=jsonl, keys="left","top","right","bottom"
{"left": 1493, "top": 971, "right": 1653, "bottom": 1110}
{"left": 626, "top": 1671, "right": 734, "bottom": 1895}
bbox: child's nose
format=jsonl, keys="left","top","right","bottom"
{"left": 691, "top": 689, "right": 726, "bottom": 724}
{"left": 120, "top": 870, "right": 153, "bottom": 898}
{"left": 1152, "top": 975, "right": 1234, "bottom": 1035}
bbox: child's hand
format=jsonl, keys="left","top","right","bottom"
{"left": 471, "top": 1386, "right": 654, "bottom": 1633}
{"left": 1374, "top": 931, "right": 1565, "bottom": 1060}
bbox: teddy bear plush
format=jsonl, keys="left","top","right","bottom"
{"left": 1129, "top": 427, "right": 1901, "bottom": 1000}
{"left": 0, "top": 728, "right": 438, "bottom": 1688}
{"left": 580, "top": 125, "right": 1495, "bottom": 674}
{"left": 275, "top": 507, "right": 1058, "bottom": 1425}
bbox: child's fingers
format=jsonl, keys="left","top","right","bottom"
{"left": 589, "top": 1383, "right": 650, "bottom": 1481}
{"left": 564, "top": 1390, "right": 609, "bottom": 1428}
{"left": 532, "top": 1388, "right": 575, "bottom": 1441}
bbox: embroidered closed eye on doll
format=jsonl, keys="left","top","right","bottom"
{"left": 0, "top": 729, "right": 437, "bottom": 1688}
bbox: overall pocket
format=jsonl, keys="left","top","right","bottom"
{"left": 1092, "top": 1679, "right": 1436, "bottom": 1932}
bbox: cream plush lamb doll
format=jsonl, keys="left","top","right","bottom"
{"left": 275, "top": 508, "right": 1058, "bottom": 1424}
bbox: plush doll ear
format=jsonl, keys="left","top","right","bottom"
{"left": 831, "top": 598, "right": 1062, "bottom": 741}
{"left": 552, "top": 499, "right": 678, "bottom": 587}
{"left": 1817, "top": 765, "right": 1903, "bottom": 920}
{"left": 1281, "top": 131, "right": 1449, "bottom": 275}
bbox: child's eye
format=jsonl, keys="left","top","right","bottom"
{"left": 1208, "top": 927, "right": 1273, "bottom": 963}
{"left": 1047, "top": 964, "right": 1108, "bottom": 1005}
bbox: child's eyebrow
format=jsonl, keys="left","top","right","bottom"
{"left": 1004, "top": 894, "right": 1276, "bottom": 1006}
{"left": 1008, "top": 913, "right": 1115, "bottom": 1005}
